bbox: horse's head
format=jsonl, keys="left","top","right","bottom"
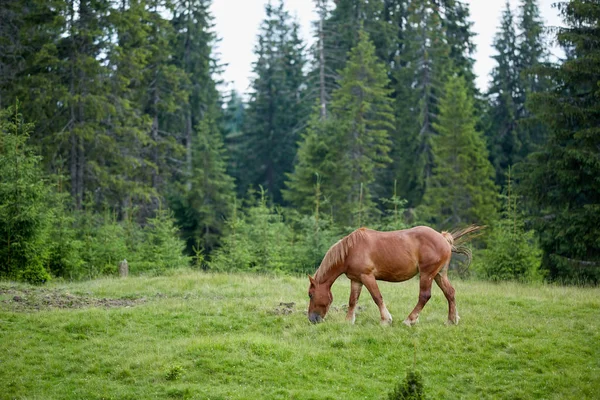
{"left": 307, "top": 275, "right": 332, "bottom": 323}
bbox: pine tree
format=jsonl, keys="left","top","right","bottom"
{"left": 222, "top": 89, "right": 245, "bottom": 180}
{"left": 519, "top": 0, "right": 600, "bottom": 283}
{"left": 485, "top": 1, "right": 520, "bottom": 184}
{"left": 171, "top": 0, "right": 221, "bottom": 184}
{"left": 485, "top": 0, "right": 550, "bottom": 186}
{"left": 210, "top": 188, "right": 294, "bottom": 273}
{"left": 285, "top": 30, "right": 393, "bottom": 227}
{"left": 0, "top": 0, "right": 22, "bottom": 108}
{"left": 104, "top": 0, "right": 156, "bottom": 213}
{"left": 0, "top": 0, "right": 65, "bottom": 113}
{"left": 478, "top": 168, "right": 542, "bottom": 282}
{"left": 0, "top": 104, "right": 53, "bottom": 284}
{"left": 239, "top": 0, "right": 307, "bottom": 202}
{"left": 330, "top": 29, "right": 394, "bottom": 225}
{"left": 439, "top": 0, "right": 478, "bottom": 95}
{"left": 421, "top": 76, "right": 498, "bottom": 229}
{"left": 392, "top": 0, "right": 452, "bottom": 207}
{"left": 138, "top": 0, "right": 189, "bottom": 202}
{"left": 515, "top": 0, "right": 550, "bottom": 155}
{"left": 170, "top": 114, "right": 236, "bottom": 254}
{"left": 315, "top": 0, "right": 395, "bottom": 106}
{"left": 282, "top": 108, "right": 340, "bottom": 215}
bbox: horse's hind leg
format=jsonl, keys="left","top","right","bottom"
{"left": 403, "top": 273, "right": 434, "bottom": 327}
{"left": 434, "top": 270, "right": 460, "bottom": 325}
{"left": 346, "top": 280, "right": 363, "bottom": 324}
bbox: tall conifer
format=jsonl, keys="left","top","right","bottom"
{"left": 520, "top": 0, "right": 600, "bottom": 283}
{"left": 170, "top": 115, "right": 235, "bottom": 254}
{"left": 240, "top": 0, "right": 307, "bottom": 202}
{"left": 421, "top": 76, "right": 498, "bottom": 229}
{"left": 285, "top": 30, "right": 393, "bottom": 227}
{"left": 486, "top": 1, "right": 520, "bottom": 184}
{"left": 485, "top": 0, "right": 549, "bottom": 185}
{"left": 392, "top": 0, "right": 451, "bottom": 207}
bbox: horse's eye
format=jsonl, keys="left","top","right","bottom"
{"left": 308, "top": 293, "right": 313, "bottom": 299}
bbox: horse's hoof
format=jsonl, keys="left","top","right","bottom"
{"left": 402, "top": 318, "right": 415, "bottom": 327}
{"left": 380, "top": 319, "right": 392, "bottom": 326}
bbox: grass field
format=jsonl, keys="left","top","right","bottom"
{"left": 1, "top": 270, "right": 599, "bottom": 399}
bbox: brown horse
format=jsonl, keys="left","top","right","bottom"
{"left": 307, "top": 225, "right": 482, "bottom": 326}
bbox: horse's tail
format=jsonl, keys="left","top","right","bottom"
{"left": 442, "top": 225, "right": 485, "bottom": 269}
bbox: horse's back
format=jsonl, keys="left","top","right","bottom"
{"left": 345, "top": 226, "right": 451, "bottom": 282}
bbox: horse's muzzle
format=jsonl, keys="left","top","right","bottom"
{"left": 308, "top": 312, "right": 323, "bottom": 324}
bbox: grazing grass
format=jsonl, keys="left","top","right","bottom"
{"left": 1, "top": 270, "right": 599, "bottom": 399}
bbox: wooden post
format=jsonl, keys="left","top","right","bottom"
{"left": 118, "top": 259, "right": 128, "bottom": 278}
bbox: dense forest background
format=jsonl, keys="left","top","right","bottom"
{"left": 1, "top": 0, "right": 599, "bottom": 284}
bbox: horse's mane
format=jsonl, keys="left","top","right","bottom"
{"left": 314, "top": 228, "right": 368, "bottom": 282}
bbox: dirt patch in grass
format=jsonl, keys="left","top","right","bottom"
{"left": 271, "top": 302, "right": 297, "bottom": 315}
{"left": 0, "top": 287, "right": 146, "bottom": 312}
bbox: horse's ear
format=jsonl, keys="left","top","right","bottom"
{"left": 308, "top": 275, "right": 316, "bottom": 285}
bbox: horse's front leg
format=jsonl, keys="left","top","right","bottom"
{"left": 361, "top": 274, "right": 392, "bottom": 325}
{"left": 346, "top": 280, "right": 363, "bottom": 324}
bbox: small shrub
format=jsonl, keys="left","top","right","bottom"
{"left": 165, "top": 364, "right": 184, "bottom": 381}
{"left": 136, "top": 207, "right": 190, "bottom": 273}
{"left": 19, "top": 261, "right": 51, "bottom": 285}
{"left": 476, "top": 222, "right": 542, "bottom": 282}
{"left": 476, "top": 171, "right": 542, "bottom": 282}
{"left": 210, "top": 188, "right": 294, "bottom": 273}
{"left": 387, "top": 370, "right": 425, "bottom": 400}
{"left": 76, "top": 208, "right": 129, "bottom": 279}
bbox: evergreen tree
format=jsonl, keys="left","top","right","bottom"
{"left": 519, "top": 0, "right": 600, "bottom": 283}
{"left": 315, "top": 0, "right": 395, "bottom": 106}
{"left": 0, "top": 0, "right": 22, "bottom": 108}
{"left": 485, "top": 0, "right": 550, "bottom": 185}
{"left": 421, "top": 76, "right": 498, "bottom": 229}
{"left": 0, "top": 0, "right": 65, "bottom": 113}
{"left": 478, "top": 168, "right": 542, "bottom": 282}
{"left": 170, "top": 115, "right": 236, "bottom": 255}
{"left": 4, "top": 0, "right": 157, "bottom": 212}
{"left": 60, "top": 0, "right": 115, "bottom": 209}
{"left": 239, "top": 0, "right": 307, "bottom": 202}
{"left": 138, "top": 0, "right": 188, "bottom": 202}
{"left": 439, "top": 0, "right": 478, "bottom": 95}
{"left": 0, "top": 104, "right": 53, "bottom": 284}
{"left": 171, "top": 0, "right": 221, "bottom": 184}
{"left": 308, "top": 0, "right": 334, "bottom": 119}
{"left": 330, "top": 29, "right": 394, "bottom": 225}
{"left": 392, "top": 0, "right": 452, "bottom": 207}
{"left": 282, "top": 108, "right": 340, "bottom": 215}
{"left": 104, "top": 0, "right": 156, "bottom": 214}
{"left": 485, "top": 1, "right": 520, "bottom": 184}
{"left": 137, "top": 207, "right": 190, "bottom": 272}
{"left": 285, "top": 30, "right": 393, "bottom": 227}
{"left": 515, "top": 0, "right": 550, "bottom": 155}
{"left": 210, "top": 189, "right": 294, "bottom": 273}
{"left": 222, "top": 89, "right": 245, "bottom": 180}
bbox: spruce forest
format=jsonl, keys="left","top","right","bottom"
{"left": 1, "top": 0, "right": 599, "bottom": 285}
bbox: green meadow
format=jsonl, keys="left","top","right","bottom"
{"left": 1, "top": 271, "right": 598, "bottom": 399}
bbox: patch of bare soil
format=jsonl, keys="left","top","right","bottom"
{"left": 0, "top": 287, "right": 146, "bottom": 312}
{"left": 271, "top": 302, "right": 296, "bottom": 315}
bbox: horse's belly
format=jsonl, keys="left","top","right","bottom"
{"left": 374, "top": 263, "right": 418, "bottom": 282}
{"left": 345, "top": 260, "right": 418, "bottom": 283}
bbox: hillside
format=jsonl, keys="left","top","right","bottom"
{"left": 1, "top": 271, "right": 598, "bottom": 399}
